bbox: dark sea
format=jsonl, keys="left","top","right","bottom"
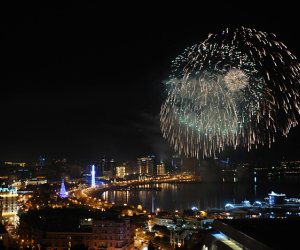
{"left": 95, "top": 175, "right": 300, "bottom": 212}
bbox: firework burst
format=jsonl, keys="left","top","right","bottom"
{"left": 160, "top": 27, "right": 300, "bottom": 158}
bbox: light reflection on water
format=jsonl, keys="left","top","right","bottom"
{"left": 98, "top": 176, "right": 300, "bottom": 212}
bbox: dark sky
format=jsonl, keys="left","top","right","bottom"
{"left": 1, "top": 3, "right": 300, "bottom": 163}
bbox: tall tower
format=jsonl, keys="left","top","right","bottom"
{"left": 172, "top": 155, "right": 183, "bottom": 173}
{"left": 91, "top": 165, "right": 96, "bottom": 188}
{"left": 39, "top": 156, "right": 46, "bottom": 167}
{"left": 110, "top": 159, "right": 117, "bottom": 177}
{"left": 59, "top": 179, "right": 68, "bottom": 198}
{"left": 101, "top": 156, "right": 110, "bottom": 171}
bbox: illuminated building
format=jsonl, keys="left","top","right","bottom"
{"left": 110, "top": 159, "right": 117, "bottom": 177}
{"left": 100, "top": 156, "right": 117, "bottom": 178}
{"left": 137, "top": 156, "right": 155, "bottom": 175}
{"left": 3, "top": 161, "right": 26, "bottom": 167}
{"left": 91, "top": 218, "right": 134, "bottom": 249}
{"left": 172, "top": 155, "right": 182, "bottom": 173}
{"left": 91, "top": 165, "right": 96, "bottom": 188}
{"left": 0, "top": 187, "right": 18, "bottom": 225}
{"left": 25, "top": 177, "right": 47, "bottom": 186}
{"left": 59, "top": 179, "right": 68, "bottom": 198}
{"left": 116, "top": 166, "right": 126, "bottom": 178}
{"left": 156, "top": 162, "right": 166, "bottom": 175}
{"left": 18, "top": 210, "right": 135, "bottom": 249}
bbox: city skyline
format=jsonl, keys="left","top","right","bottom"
{"left": 1, "top": 3, "right": 300, "bottom": 163}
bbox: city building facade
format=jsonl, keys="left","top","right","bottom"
{"left": 0, "top": 187, "right": 18, "bottom": 225}
{"left": 137, "top": 156, "right": 155, "bottom": 175}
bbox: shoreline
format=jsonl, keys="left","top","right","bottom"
{"left": 87, "top": 178, "right": 201, "bottom": 198}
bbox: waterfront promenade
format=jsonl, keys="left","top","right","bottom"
{"left": 69, "top": 173, "right": 201, "bottom": 211}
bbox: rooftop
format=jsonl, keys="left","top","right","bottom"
{"left": 213, "top": 218, "right": 300, "bottom": 250}
{"left": 19, "top": 208, "right": 124, "bottom": 232}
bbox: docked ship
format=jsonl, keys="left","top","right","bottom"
{"left": 265, "top": 191, "right": 300, "bottom": 207}
{"left": 225, "top": 191, "right": 300, "bottom": 211}
{"left": 223, "top": 191, "right": 300, "bottom": 219}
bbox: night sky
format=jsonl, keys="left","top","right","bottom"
{"left": 1, "top": 3, "right": 300, "bottom": 163}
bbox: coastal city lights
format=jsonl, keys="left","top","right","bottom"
{"left": 1, "top": 3, "right": 300, "bottom": 250}
{"left": 1, "top": 157, "right": 300, "bottom": 249}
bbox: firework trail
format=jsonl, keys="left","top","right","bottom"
{"left": 160, "top": 27, "right": 300, "bottom": 158}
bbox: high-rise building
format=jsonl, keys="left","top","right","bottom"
{"left": 101, "top": 156, "right": 110, "bottom": 172}
{"left": 116, "top": 166, "right": 126, "bottom": 178}
{"left": 137, "top": 156, "right": 155, "bottom": 175}
{"left": 100, "top": 156, "right": 115, "bottom": 178}
{"left": 39, "top": 156, "right": 46, "bottom": 167}
{"left": 121, "top": 161, "right": 130, "bottom": 175}
{"left": 137, "top": 158, "right": 146, "bottom": 174}
{"left": 172, "top": 155, "right": 183, "bottom": 173}
{"left": 156, "top": 162, "right": 166, "bottom": 176}
{"left": 110, "top": 159, "right": 117, "bottom": 177}
{"left": 0, "top": 187, "right": 18, "bottom": 225}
